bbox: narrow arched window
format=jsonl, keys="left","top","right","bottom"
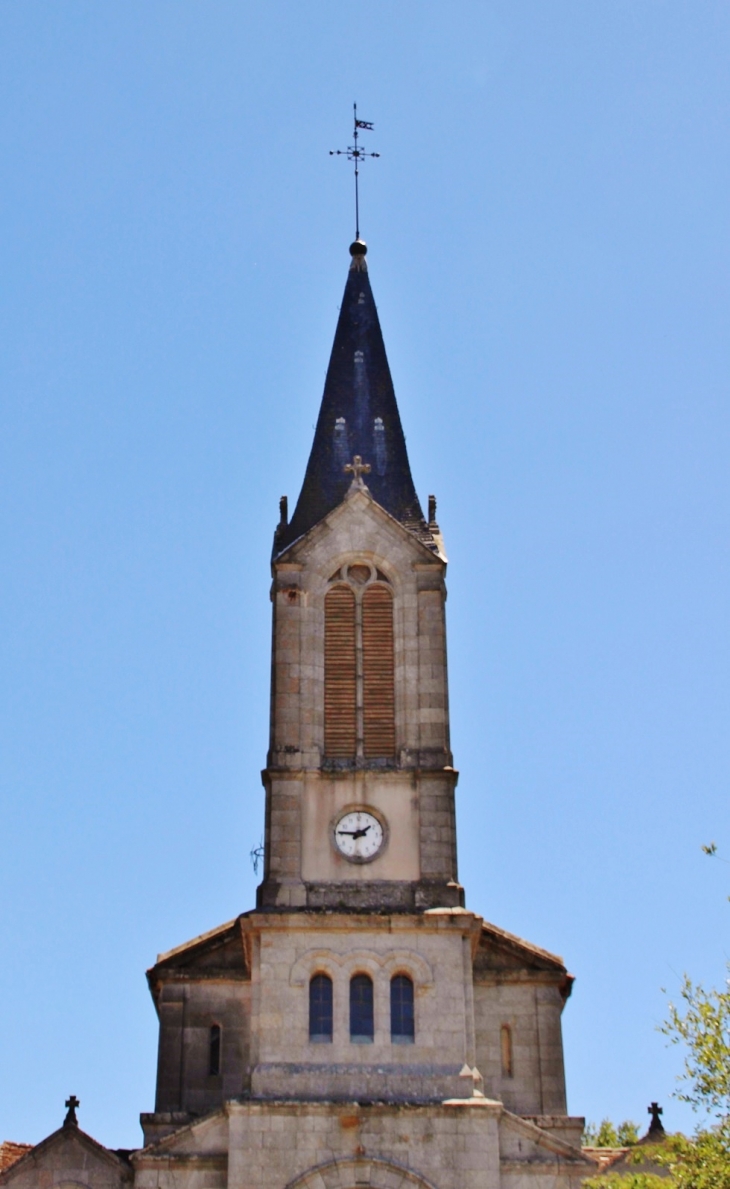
{"left": 350, "top": 974, "right": 374, "bottom": 1043}
{"left": 209, "top": 1024, "right": 221, "bottom": 1076}
{"left": 500, "top": 1024, "right": 513, "bottom": 1077}
{"left": 390, "top": 975, "right": 415, "bottom": 1043}
{"left": 324, "top": 586, "right": 357, "bottom": 757}
{"left": 309, "top": 974, "right": 333, "bottom": 1043}
{"left": 362, "top": 585, "right": 395, "bottom": 758}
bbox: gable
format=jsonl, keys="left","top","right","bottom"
{"left": 277, "top": 487, "right": 445, "bottom": 574}
{"left": 0, "top": 1127, "right": 131, "bottom": 1189}
{"left": 147, "top": 918, "right": 249, "bottom": 1007}
{"left": 474, "top": 920, "right": 573, "bottom": 995}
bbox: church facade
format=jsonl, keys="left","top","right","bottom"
{"left": 1, "top": 241, "right": 599, "bottom": 1189}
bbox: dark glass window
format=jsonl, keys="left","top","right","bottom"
{"left": 390, "top": 975, "right": 415, "bottom": 1043}
{"left": 309, "top": 974, "right": 333, "bottom": 1042}
{"left": 350, "top": 974, "right": 374, "bottom": 1043}
{"left": 209, "top": 1024, "right": 221, "bottom": 1075}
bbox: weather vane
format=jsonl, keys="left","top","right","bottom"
{"left": 330, "top": 103, "right": 380, "bottom": 241}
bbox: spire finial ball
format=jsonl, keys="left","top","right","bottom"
{"left": 349, "top": 240, "right": 367, "bottom": 257}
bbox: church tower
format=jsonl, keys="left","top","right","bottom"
{"left": 259, "top": 239, "right": 460, "bottom": 916}
{"left": 0, "top": 241, "right": 598, "bottom": 1189}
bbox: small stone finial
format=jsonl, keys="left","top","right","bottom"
{"left": 349, "top": 239, "right": 367, "bottom": 257}
{"left": 278, "top": 495, "right": 288, "bottom": 527}
{"left": 64, "top": 1096, "right": 80, "bottom": 1127}
{"left": 428, "top": 494, "right": 437, "bottom": 525}
{"left": 646, "top": 1103, "right": 665, "bottom": 1137}
{"left": 344, "top": 455, "right": 371, "bottom": 489}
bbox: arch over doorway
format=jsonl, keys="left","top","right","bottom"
{"left": 285, "top": 1156, "right": 439, "bottom": 1189}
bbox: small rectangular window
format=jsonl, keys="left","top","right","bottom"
{"left": 500, "top": 1024, "right": 513, "bottom": 1077}
{"left": 209, "top": 1024, "right": 221, "bottom": 1076}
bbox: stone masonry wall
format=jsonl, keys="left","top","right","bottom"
{"left": 473, "top": 981, "right": 567, "bottom": 1115}
{"left": 244, "top": 909, "right": 482, "bottom": 1104}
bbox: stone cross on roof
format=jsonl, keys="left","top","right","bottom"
{"left": 344, "top": 455, "right": 371, "bottom": 489}
{"left": 647, "top": 1102, "right": 665, "bottom": 1136}
{"left": 64, "top": 1096, "right": 80, "bottom": 1127}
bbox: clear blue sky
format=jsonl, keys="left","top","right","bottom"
{"left": 1, "top": 0, "right": 728, "bottom": 1150}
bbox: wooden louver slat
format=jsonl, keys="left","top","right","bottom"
{"left": 324, "top": 586, "right": 357, "bottom": 757}
{"left": 362, "top": 585, "right": 395, "bottom": 758}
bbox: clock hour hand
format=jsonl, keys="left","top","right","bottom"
{"left": 337, "top": 825, "right": 372, "bottom": 839}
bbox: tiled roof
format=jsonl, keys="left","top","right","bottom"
{"left": 276, "top": 244, "right": 433, "bottom": 555}
{"left": 0, "top": 1143, "right": 32, "bottom": 1173}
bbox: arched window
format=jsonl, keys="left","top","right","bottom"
{"left": 350, "top": 974, "right": 374, "bottom": 1043}
{"left": 500, "top": 1024, "right": 513, "bottom": 1077}
{"left": 324, "top": 586, "right": 357, "bottom": 757}
{"left": 390, "top": 974, "right": 415, "bottom": 1043}
{"left": 209, "top": 1024, "right": 221, "bottom": 1076}
{"left": 309, "top": 974, "right": 333, "bottom": 1043}
{"left": 362, "top": 585, "right": 395, "bottom": 758}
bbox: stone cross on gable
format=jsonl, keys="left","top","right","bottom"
{"left": 64, "top": 1096, "right": 80, "bottom": 1126}
{"left": 647, "top": 1102, "right": 665, "bottom": 1134}
{"left": 344, "top": 455, "right": 371, "bottom": 489}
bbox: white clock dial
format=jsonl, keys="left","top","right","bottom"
{"left": 334, "top": 810, "right": 384, "bottom": 862}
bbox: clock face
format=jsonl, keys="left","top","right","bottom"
{"left": 334, "top": 810, "right": 384, "bottom": 862}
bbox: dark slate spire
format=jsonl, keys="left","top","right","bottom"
{"left": 276, "top": 241, "right": 429, "bottom": 554}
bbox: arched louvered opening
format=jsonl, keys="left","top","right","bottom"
{"left": 362, "top": 585, "right": 395, "bottom": 758}
{"left": 390, "top": 974, "right": 415, "bottom": 1043}
{"left": 350, "top": 974, "right": 374, "bottom": 1043}
{"left": 324, "top": 585, "right": 357, "bottom": 758}
{"left": 309, "top": 974, "right": 333, "bottom": 1043}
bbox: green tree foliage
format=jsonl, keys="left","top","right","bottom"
{"left": 585, "top": 847, "right": 730, "bottom": 1184}
{"left": 582, "top": 1175, "right": 667, "bottom": 1189}
{"left": 660, "top": 1124, "right": 730, "bottom": 1189}
{"left": 661, "top": 970, "right": 730, "bottom": 1116}
{"left": 583, "top": 1119, "right": 640, "bottom": 1147}
{"left": 583, "top": 1134, "right": 730, "bottom": 1188}
{"left": 583, "top": 961, "right": 730, "bottom": 1184}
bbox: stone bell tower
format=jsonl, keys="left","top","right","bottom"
{"left": 258, "top": 239, "right": 461, "bottom": 914}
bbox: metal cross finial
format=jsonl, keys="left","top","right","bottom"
{"left": 64, "top": 1095, "right": 80, "bottom": 1126}
{"left": 330, "top": 103, "right": 380, "bottom": 241}
{"left": 648, "top": 1103, "right": 663, "bottom": 1125}
{"left": 344, "top": 455, "right": 371, "bottom": 488}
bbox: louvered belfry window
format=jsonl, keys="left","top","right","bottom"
{"left": 324, "top": 570, "right": 395, "bottom": 760}
{"left": 324, "top": 586, "right": 357, "bottom": 757}
{"left": 362, "top": 585, "right": 395, "bottom": 757}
